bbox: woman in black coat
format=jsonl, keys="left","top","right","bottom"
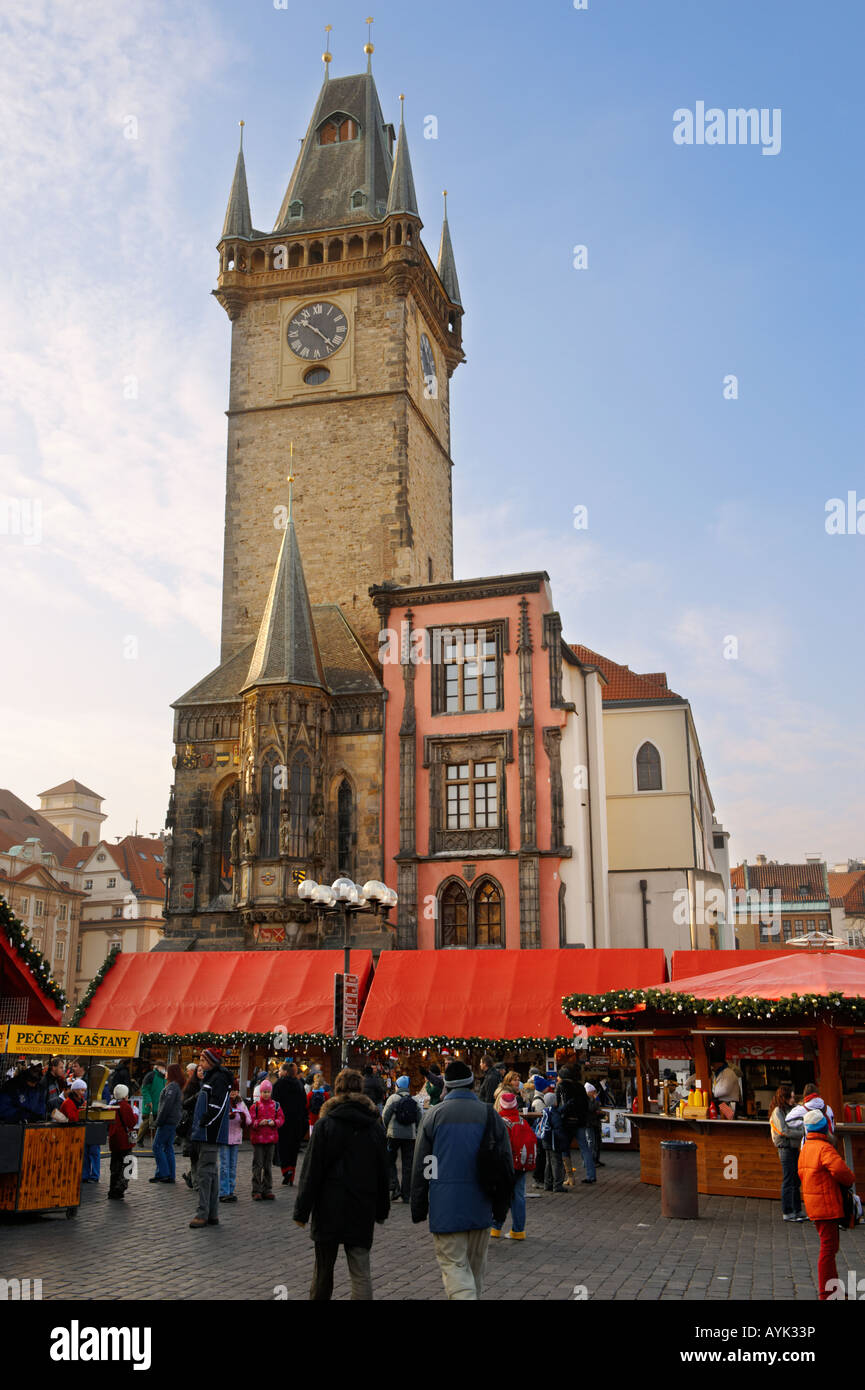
{"left": 271, "top": 1063, "right": 308, "bottom": 1186}
{"left": 293, "top": 1069, "right": 390, "bottom": 1301}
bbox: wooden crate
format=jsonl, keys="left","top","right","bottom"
{"left": 0, "top": 1126, "right": 85, "bottom": 1213}
{"left": 682, "top": 1105, "right": 709, "bottom": 1119}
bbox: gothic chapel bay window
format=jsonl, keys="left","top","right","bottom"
{"left": 431, "top": 625, "right": 503, "bottom": 715}
{"left": 439, "top": 878, "right": 503, "bottom": 948}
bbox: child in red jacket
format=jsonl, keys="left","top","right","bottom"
{"left": 107, "top": 1084, "right": 138, "bottom": 1200}
{"left": 798, "top": 1109, "right": 856, "bottom": 1299}
{"left": 248, "top": 1079, "right": 284, "bottom": 1201}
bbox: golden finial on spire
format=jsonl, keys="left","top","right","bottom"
{"left": 443, "top": 189, "right": 448, "bottom": 217}
{"left": 322, "top": 24, "right": 333, "bottom": 70}
{"left": 238, "top": 119, "right": 245, "bottom": 150}
{"left": 364, "top": 16, "right": 374, "bottom": 66}
{"left": 287, "top": 442, "right": 295, "bottom": 523}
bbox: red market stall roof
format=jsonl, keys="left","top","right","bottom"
{"left": 77, "top": 949, "right": 374, "bottom": 1042}
{"left": 668, "top": 950, "right": 865, "bottom": 1001}
{"left": 0, "top": 926, "right": 63, "bottom": 1025}
{"left": 357, "top": 949, "right": 667, "bottom": 1048}
{"left": 672, "top": 949, "right": 865, "bottom": 981}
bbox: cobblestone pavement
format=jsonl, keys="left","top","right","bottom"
{"left": 1, "top": 1146, "right": 863, "bottom": 1301}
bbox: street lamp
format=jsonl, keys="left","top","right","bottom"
{"left": 297, "top": 876, "right": 398, "bottom": 1065}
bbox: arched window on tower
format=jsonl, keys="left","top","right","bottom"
{"left": 260, "top": 751, "right": 282, "bottom": 859}
{"left": 474, "top": 879, "right": 503, "bottom": 947}
{"left": 440, "top": 881, "right": 469, "bottom": 948}
{"left": 636, "top": 741, "right": 663, "bottom": 792}
{"left": 317, "top": 114, "right": 360, "bottom": 146}
{"left": 81, "top": 832, "right": 89, "bottom": 846}
{"left": 337, "top": 778, "right": 353, "bottom": 876}
{"left": 218, "top": 783, "right": 238, "bottom": 894}
{"left": 289, "top": 754, "right": 312, "bottom": 857}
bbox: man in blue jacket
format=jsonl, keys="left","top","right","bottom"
{"left": 189, "top": 1047, "right": 232, "bottom": 1229}
{"left": 410, "top": 1059, "right": 513, "bottom": 1300}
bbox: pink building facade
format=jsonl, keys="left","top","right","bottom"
{"left": 373, "top": 572, "right": 593, "bottom": 950}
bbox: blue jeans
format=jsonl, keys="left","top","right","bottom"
{"left": 153, "top": 1124, "right": 176, "bottom": 1180}
{"left": 82, "top": 1144, "right": 101, "bottom": 1181}
{"left": 779, "top": 1146, "right": 802, "bottom": 1214}
{"left": 576, "top": 1126, "right": 596, "bottom": 1181}
{"left": 220, "top": 1143, "right": 239, "bottom": 1196}
{"left": 510, "top": 1172, "right": 527, "bottom": 1233}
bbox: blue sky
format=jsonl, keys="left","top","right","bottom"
{"left": 1, "top": 0, "right": 862, "bottom": 862}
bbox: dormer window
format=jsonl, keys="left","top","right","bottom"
{"left": 350, "top": 189, "right": 366, "bottom": 210}
{"left": 288, "top": 200, "right": 303, "bottom": 221}
{"left": 318, "top": 114, "right": 360, "bottom": 146}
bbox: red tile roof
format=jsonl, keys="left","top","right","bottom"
{"left": 0, "top": 789, "right": 77, "bottom": 862}
{"left": 117, "top": 837, "right": 165, "bottom": 901}
{"left": 829, "top": 871, "right": 865, "bottom": 914}
{"left": 38, "top": 779, "right": 103, "bottom": 799}
{"left": 570, "top": 645, "right": 682, "bottom": 703}
{"left": 731, "top": 862, "right": 828, "bottom": 902}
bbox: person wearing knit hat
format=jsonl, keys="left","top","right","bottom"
{"left": 798, "top": 1108, "right": 856, "bottom": 1299}
{"left": 490, "top": 1094, "right": 537, "bottom": 1242}
{"left": 107, "top": 1085, "right": 138, "bottom": 1200}
{"left": 382, "top": 1076, "right": 420, "bottom": 1202}
{"left": 188, "top": 1048, "right": 233, "bottom": 1228}
{"left": 411, "top": 1060, "right": 514, "bottom": 1299}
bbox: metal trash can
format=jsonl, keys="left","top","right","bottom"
{"left": 660, "top": 1139, "right": 698, "bottom": 1219}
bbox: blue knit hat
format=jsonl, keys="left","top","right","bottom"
{"left": 396, "top": 1076, "right": 411, "bottom": 1091}
{"left": 804, "top": 1109, "right": 828, "bottom": 1133}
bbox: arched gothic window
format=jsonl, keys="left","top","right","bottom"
{"left": 218, "top": 784, "right": 238, "bottom": 893}
{"left": 636, "top": 741, "right": 663, "bottom": 791}
{"left": 260, "top": 751, "right": 282, "bottom": 859}
{"left": 474, "top": 879, "right": 503, "bottom": 946}
{"left": 81, "top": 832, "right": 89, "bottom": 846}
{"left": 289, "top": 755, "right": 311, "bottom": 857}
{"left": 440, "top": 881, "right": 469, "bottom": 947}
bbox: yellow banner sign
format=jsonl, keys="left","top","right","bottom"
{"left": 0, "top": 1024, "right": 140, "bottom": 1058}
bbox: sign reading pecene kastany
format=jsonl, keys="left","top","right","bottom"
{"left": 0, "top": 1024, "right": 141, "bottom": 1058}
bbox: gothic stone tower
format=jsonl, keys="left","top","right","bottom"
{"left": 160, "top": 49, "right": 464, "bottom": 952}
{"left": 215, "top": 63, "right": 464, "bottom": 662}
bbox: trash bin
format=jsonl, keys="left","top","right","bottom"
{"left": 660, "top": 1139, "right": 698, "bottom": 1219}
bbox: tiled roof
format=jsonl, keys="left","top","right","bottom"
{"left": 117, "top": 837, "right": 166, "bottom": 901}
{"left": 732, "top": 862, "right": 828, "bottom": 902}
{"left": 0, "top": 789, "right": 77, "bottom": 862}
{"left": 37, "top": 779, "right": 103, "bottom": 800}
{"left": 829, "top": 871, "right": 865, "bottom": 914}
{"left": 570, "top": 646, "right": 682, "bottom": 703}
{"left": 242, "top": 518, "right": 326, "bottom": 692}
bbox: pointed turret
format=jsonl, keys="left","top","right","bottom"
{"left": 221, "top": 123, "right": 253, "bottom": 241}
{"left": 386, "top": 96, "right": 418, "bottom": 217}
{"left": 436, "top": 191, "right": 462, "bottom": 308}
{"left": 242, "top": 505, "right": 326, "bottom": 692}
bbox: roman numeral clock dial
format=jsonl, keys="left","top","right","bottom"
{"left": 286, "top": 302, "right": 349, "bottom": 360}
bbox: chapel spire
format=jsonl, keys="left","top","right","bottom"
{"left": 386, "top": 95, "right": 418, "bottom": 217}
{"left": 436, "top": 190, "right": 462, "bottom": 308}
{"left": 221, "top": 122, "right": 253, "bottom": 241}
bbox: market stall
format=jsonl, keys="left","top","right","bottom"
{"left": 357, "top": 948, "right": 667, "bottom": 1145}
{"left": 75, "top": 948, "right": 375, "bottom": 1092}
{"left": 0, "top": 1023, "right": 140, "bottom": 1217}
{"left": 563, "top": 950, "right": 865, "bottom": 1199}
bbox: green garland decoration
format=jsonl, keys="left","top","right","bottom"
{"left": 352, "top": 1033, "right": 634, "bottom": 1054}
{"left": 139, "top": 1031, "right": 337, "bottom": 1050}
{"left": 0, "top": 894, "right": 66, "bottom": 1009}
{"left": 70, "top": 944, "right": 121, "bottom": 1024}
{"left": 562, "top": 985, "right": 865, "bottom": 1028}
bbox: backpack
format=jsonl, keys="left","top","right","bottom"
{"left": 476, "top": 1106, "right": 515, "bottom": 1222}
{"left": 394, "top": 1094, "right": 419, "bottom": 1127}
{"left": 506, "top": 1116, "right": 537, "bottom": 1173}
{"left": 309, "top": 1090, "right": 327, "bottom": 1116}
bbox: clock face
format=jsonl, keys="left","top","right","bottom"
{"left": 420, "top": 332, "right": 437, "bottom": 399}
{"left": 287, "top": 302, "right": 348, "bottom": 360}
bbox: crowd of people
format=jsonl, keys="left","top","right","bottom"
{"left": 2, "top": 1047, "right": 859, "bottom": 1301}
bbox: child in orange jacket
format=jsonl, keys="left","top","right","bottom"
{"left": 798, "top": 1109, "right": 855, "bottom": 1299}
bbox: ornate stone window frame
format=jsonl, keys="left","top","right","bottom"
{"left": 423, "top": 731, "right": 513, "bottom": 855}
{"left": 428, "top": 619, "right": 509, "bottom": 717}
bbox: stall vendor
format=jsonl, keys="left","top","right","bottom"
{"left": 711, "top": 1059, "right": 742, "bottom": 1117}
{"left": 0, "top": 1065, "right": 45, "bottom": 1122}
{"left": 57, "top": 1079, "right": 88, "bottom": 1124}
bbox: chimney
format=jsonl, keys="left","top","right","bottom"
{"left": 756, "top": 854, "right": 767, "bottom": 866}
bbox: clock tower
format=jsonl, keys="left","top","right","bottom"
{"left": 215, "top": 57, "right": 464, "bottom": 662}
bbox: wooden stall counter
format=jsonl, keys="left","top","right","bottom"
{"left": 0, "top": 1123, "right": 85, "bottom": 1217}
{"left": 634, "top": 1113, "right": 778, "bottom": 1200}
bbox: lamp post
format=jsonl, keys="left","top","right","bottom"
{"left": 297, "top": 878, "right": 398, "bottom": 1066}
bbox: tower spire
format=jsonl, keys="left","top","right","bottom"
{"left": 386, "top": 94, "right": 419, "bottom": 217}
{"left": 436, "top": 189, "right": 462, "bottom": 307}
{"left": 221, "top": 121, "right": 252, "bottom": 240}
{"left": 364, "top": 16, "right": 374, "bottom": 73}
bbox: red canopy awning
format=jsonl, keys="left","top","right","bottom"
{"left": 0, "top": 928, "right": 63, "bottom": 1025}
{"left": 672, "top": 949, "right": 865, "bottom": 981}
{"left": 357, "top": 949, "right": 667, "bottom": 1044}
{"left": 78, "top": 950, "right": 374, "bottom": 1038}
{"left": 668, "top": 951, "right": 865, "bottom": 1001}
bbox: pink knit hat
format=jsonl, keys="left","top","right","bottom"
{"left": 499, "top": 1092, "right": 518, "bottom": 1111}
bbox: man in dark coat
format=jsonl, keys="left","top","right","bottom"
{"left": 271, "top": 1062, "right": 308, "bottom": 1185}
{"left": 362, "top": 1065, "right": 386, "bottom": 1111}
{"left": 556, "top": 1064, "right": 595, "bottom": 1184}
{"left": 189, "top": 1047, "right": 232, "bottom": 1228}
{"left": 293, "top": 1068, "right": 390, "bottom": 1300}
{"left": 477, "top": 1054, "right": 504, "bottom": 1106}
